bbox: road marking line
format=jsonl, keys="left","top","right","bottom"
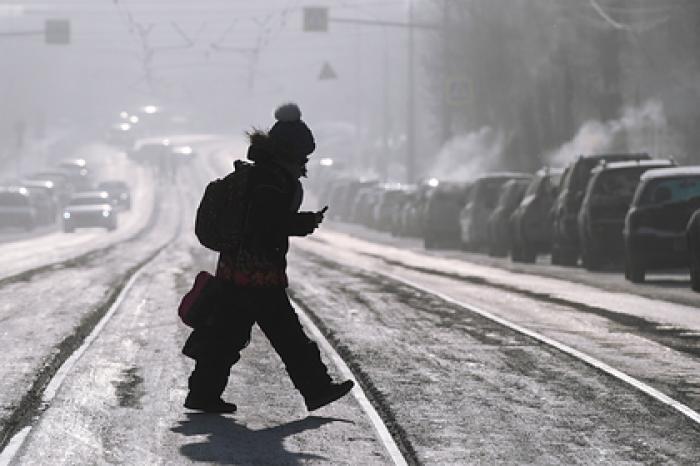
{"left": 292, "top": 298, "right": 409, "bottom": 466}
{"left": 0, "top": 261, "right": 154, "bottom": 466}
{"left": 381, "top": 270, "right": 700, "bottom": 426}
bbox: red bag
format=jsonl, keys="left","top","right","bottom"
{"left": 178, "top": 271, "right": 226, "bottom": 328}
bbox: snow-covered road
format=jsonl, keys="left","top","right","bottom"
{"left": 2, "top": 138, "right": 699, "bottom": 464}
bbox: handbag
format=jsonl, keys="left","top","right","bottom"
{"left": 178, "top": 271, "right": 226, "bottom": 328}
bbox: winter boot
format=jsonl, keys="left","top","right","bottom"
{"left": 304, "top": 380, "right": 354, "bottom": 411}
{"left": 184, "top": 393, "right": 237, "bottom": 414}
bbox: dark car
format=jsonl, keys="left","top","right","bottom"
{"left": 551, "top": 153, "right": 651, "bottom": 265}
{"left": 688, "top": 209, "right": 700, "bottom": 292}
{"left": 62, "top": 191, "right": 118, "bottom": 233}
{"left": 4, "top": 179, "right": 59, "bottom": 225}
{"left": 373, "top": 184, "right": 408, "bottom": 232}
{"left": 350, "top": 184, "right": 383, "bottom": 227}
{"left": 398, "top": 183, "right": 434, "bottom": 238}
{"left": 459, "top": 173, "right": 531, "bottom": 251}
{"left": 510, "top": 167, "right": 563, "bottom": 263}
{"left": 424, "top": 182, "right": 471, "bottom": 249}
{"left": 0, "top": 187, "right": 37, "bottom": 231}
{"left": 623, "top": 166, "right": 700, "bottom": 282}
{"left": 26, "top": 171, "right": 73, "bottom": 205}
{"left": 329, "top": 178, "right": 377, "bottom": 222}
{"left": 578, "top": 159, "right": 675, "bottom": 270}
{"left": 97, "top": 180, "right": 132, "bottom": 210}
{"left": 487, "top": 177, "right": 532, "bottom": 257}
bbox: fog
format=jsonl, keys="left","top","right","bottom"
{"left": 1, "top": 1, "right": 700, "bottom": 182}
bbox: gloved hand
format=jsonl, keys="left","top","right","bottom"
{"left": 291, "top": 212, "right": 319, "bottom": 236}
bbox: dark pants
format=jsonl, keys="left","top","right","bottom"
{"left": 182, "top": 286, "right": 331, "bottom": 401}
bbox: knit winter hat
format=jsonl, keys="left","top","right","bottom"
{"left": 268, "top": 103, "right": 315, "bottom": 162}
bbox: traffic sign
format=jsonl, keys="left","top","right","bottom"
{"left": 319, "top": 62, "right": 337, "bottom": 80}
{"left": 303, "top": 7, "right": 328, "bottom": 32}
{"left": 45, "top": 19, "right": 70, "bottom": 44}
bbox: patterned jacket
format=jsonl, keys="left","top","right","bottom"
{"left": 216, "top": 146, "right": 317, "bottom": 287}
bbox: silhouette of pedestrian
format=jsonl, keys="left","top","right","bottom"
{"left": 182, "top": 103, "right": 354, "bottom": 413}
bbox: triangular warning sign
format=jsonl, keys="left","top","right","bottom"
{"left": 319, "top": 62, "right": 337, "bottom": 80}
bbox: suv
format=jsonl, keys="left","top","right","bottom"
{"left": 623, "top": 166, "right": 700, "bottom": 282}
{"left": 510, "top": 167, "right": 563, "bottom": 263}
{"left": 487, "top": 178, "right": 531, "bottom": 257}
{"left": 424, "top": 182, "right": 471, "bottom": 249}
{"left": 688, "top": 209, "right": 700, "bottom": 292}
{"left": 578, "top": 159, "right": 675, "bottom": 270}
{"left": 459, "top": 173, "right": 531, "bottom": 251}
{"left": 551, "top": 153, "right": 651, "bottom": 265}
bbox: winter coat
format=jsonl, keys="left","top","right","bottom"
{"left": 215, "top": 143, "right": 317, "bottom": 288}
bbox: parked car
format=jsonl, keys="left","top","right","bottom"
{"left": 97, "top": 180, "right": 131, "bottom": 210}
{"left": 424, "top": 182, "right": 471, "bottom": 249}
{"left": 459, "top": 173, "right": 531, "bottom": 251}
{"left": 623, "top": 166, "right": 700, "bottom": 282}
{"left": 62, "top": 191, "right": 118, "bottom": 232}
{"left": 398, "top": 184, "right": 434, "bottom": 238}
{"left": 487, "top": 177, "right": 532, "bottom": 257}
{"left": 373, "top": 184, "right": 407, "bottom": 232}
{"left": 688, "top": 209, "right": 700, "bottom": 292}
{"left": 577, "top": 159, "right": 675, "bottom": 270}
{"left": 551, "top": 153, "right": 651, "bottom": 265}
{"left": 510, "top": 167, "right": 563, "bottom": 263}
{"left": 0, "top": 187, "right": 37, "bottom": 231}
{"left": 350, "top": 184, "right": 383, "bottom": 227}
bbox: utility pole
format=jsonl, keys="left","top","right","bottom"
{"left": 406, "top": 0, "right": 416, "bottom": 183}
{"left": 302, "top": 5, "right": 437, "bottom": 183}
{"left": 441, "top": 0, "right": 452, "bottom": 144}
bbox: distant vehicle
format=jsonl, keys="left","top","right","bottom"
{"left": 510, "top": 167, "right": 563, "bottom": 263}
{"left": 688, "top": 209, "right": 700, "bottom": 292}
{"left": 487, "top": 177, "right": 531, "bottom": 257}
{"left": 4, "top": 179, "right": 59, "bottom": 225}
{"left": 424, "top": 182, "right": 471, "bottom": 249}
{"left": 129, "top": 139, "right": 169, "bottom": 166}
{"left": 623, "top": 166, "right": 700, "bottom": 282}
{"left": 350, "top": 184, "right": 383, "bottom": 227}
{"left": 97, "top": 180, "right": 131, "bottom": 210}
{"left": 551, "top": 153, "right": 651, "bottom": 265}
{"left": 26, "top": 171, "right": 73, "bottom": 205}
{"left": 62, "top": 191, "right": 118, "bottom": 233}
{"left": 57, "top": 158, "right": 92, "bottom": 191}
{"left": 577, "top": 159, "right": 675, "bottom": 270}
{"left": 373, "top": 184, "right": 408, "bottom": 232}
{"left": 398, "top": 184, "right": 433, "bottom": 238}
{"left": 0, "top": 187, "right": 37, "bottom": 231}
{"left": 171, "top": 145, "right": 197, "bottom": 162}
{"left": 459, "top": 173, "right": 531, "bottom": 251}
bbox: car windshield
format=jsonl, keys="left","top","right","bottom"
{"left": 592, "top": 168, "right": 646, "bottom": 203}
{"left": 70, "top": 197, "right": 109, "bottom": 206}
{"left": 640, "top": 176, "right": 700, "bottom": 205}
{"left": 478, "top": 179, "right": 509, "bottom": 209}
{"left": 0, "top": 193, "right": 29, "bottom": 207}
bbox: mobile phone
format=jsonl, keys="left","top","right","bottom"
{"left": 320, "top": 205, "right": 329, "bottom": 214}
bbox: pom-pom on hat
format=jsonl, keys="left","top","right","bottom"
{"left": 268, "top": 103, "right": 315, "bottom": 161}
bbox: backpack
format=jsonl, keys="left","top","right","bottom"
{"left": 195, "top": 160, "right": 253, "bottom": 252}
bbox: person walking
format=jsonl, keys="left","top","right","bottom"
{"left": 182, "top": 103, "right": 354, "bottom": 413}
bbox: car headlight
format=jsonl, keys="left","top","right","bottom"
{"left": 63, "top": 212, "right": 71, "bottom": 219}
{"left": 102, "top": 210, "right": 110, "bottom": 217}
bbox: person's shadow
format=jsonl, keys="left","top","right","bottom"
{"left": 171, "top": 413, "right": 353, "bottom": 464}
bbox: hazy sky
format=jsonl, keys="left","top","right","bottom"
{"left": 0, "top": 1, "right": 418, "bottom": 139}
